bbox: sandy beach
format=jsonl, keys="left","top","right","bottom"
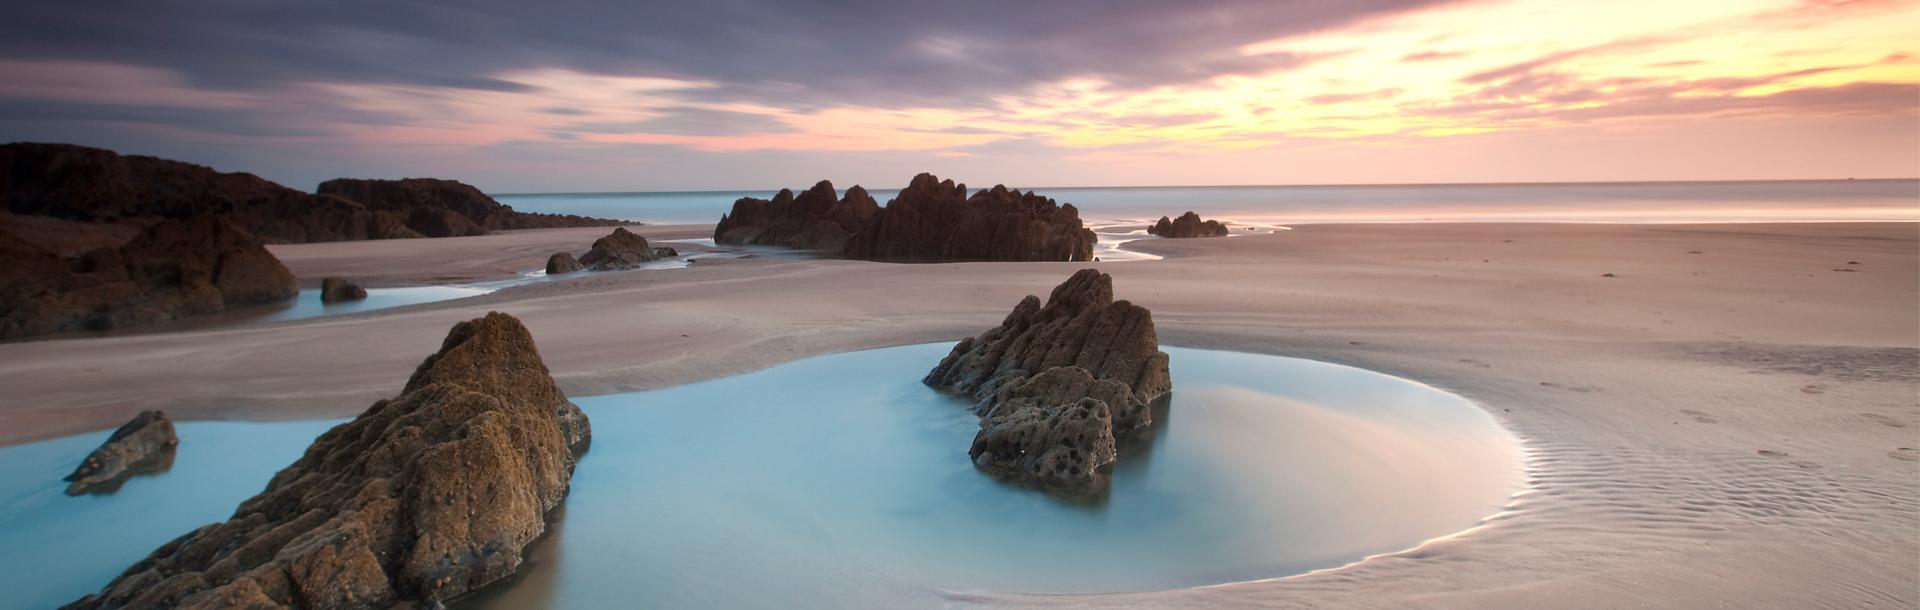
{"left": 0, "top": 222, "right": 1913, "bottom": 608}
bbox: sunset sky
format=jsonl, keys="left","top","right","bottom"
{"left": 1, "top": 0, "right": 1915, "bottom": 192}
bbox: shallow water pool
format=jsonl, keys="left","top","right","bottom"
{"left": 0, "top": 344, "right": 1524, "bottom": 609}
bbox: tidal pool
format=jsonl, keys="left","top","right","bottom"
{"left": 0, "top": 345, "right": 1524, "bottom": 609}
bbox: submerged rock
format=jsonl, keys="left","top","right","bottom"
{"left": 926, "top": 269, "right": 1171, "bottom": 494}
{"left": 714, "top": 180, "right": 880, "bottom": 251}
{"left": 0, "top": 216, "right": 296, "bottom": 339}
{"left": 1148, "top": 211, "right": 1228, "bottom": 238}
{"left": 577, "top": 227, "right": 663, "bottom": 271}
{"left": 545, "top": 252, "right": 583, "bottom": 275}
{"left": 319, "top": 277, "right": 368, "bottom": 303}
{"left": 65, "top": 312, "right": 591, "bottom": 609}
{"left": 843, "top": 173, "right": 1096, "bottom": 262}
{"left": 63, "top": 410, "right": 178, "bottom": 496}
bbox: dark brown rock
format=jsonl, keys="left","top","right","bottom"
{"left": 1148, "top": 211, "right": 1228, "bottom": 238}
{"left": 576, "top": 227, "right": 661, "bottom": 271}
{"left": 63, "top": 410, "right": 178, "bottom": 495}
{"left": 316, "top": 178, "right": 623, "bottom": 238}
{"left": 714, "top": 180, "right": 880, "bottom": 251}
{"left": 842, "top": 173, "right": 1096, "bottom": 262}
{"left": 318, "top": 277, "right": 368, "bottom": 303}
{"left": 545, "top": 252, "right": 583, "bottom": 275}
{"left": 0, "top": 216, "right": 297, "bottom": 339}
{"left": 925, "top": 269, "right": 1171, "bottom": 494}
{"left": 65, "top": 312, "right": 590, "bottom": 610}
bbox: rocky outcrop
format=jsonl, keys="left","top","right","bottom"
{"left": 317, "top": 178, "right": 623, "bottom": 238}
{"left": 319, "top": 277, "right": 368, "bottom": 303}
{"left": 1148, "top": 211, "right": 1228, "bottom": 238}
{"left": 714, "top": 180, "right": 880, "bottom": 251}
{"left": 0, "top": 143, "right": 621, "bottom": 244}
{"left": 576, "top": 227, "right": 675, "bottom": 271}
{"left": 63, "top": 410, "right": 178, "bottom": 495}
{"left": 925, "top": 269, "right": 1171, "bottom": 495}
{"left": 0, "top": 217, "right": 297, "bottom": 339}
{"left": 545, "top": 252, "right": 583, "bottom": 275}
{"left": 66, "top": 312, "right": 591, "bottom": 610}
{"left": 842, "top": 173, "right": 1096, "bottom": 262}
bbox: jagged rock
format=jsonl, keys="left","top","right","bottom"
{"left": 0, "top": 216, "right": 297, "bottom": 339}
{"left": 0, "top": 143, "right": 622, "bottom": 244}
{"left": 1148, "top": 211, "right": 1228, "bottom": 238}
{"left": 576, "top": 227, "right": 661, "bottom": 271}
{"left": 319, "top": 277, "right": 368, "bottom": 303}
{"left": 545, "top": 252, "right": 583, "bottom": 275}
{"left": 63, "top": 410, "right": 178, "bottom": 495}
{"left": 652, "top": 246, "right": 679, "bottom": 258}
{"left": 714, "top": 180, "right": 879, "bottom": 251}
{"left": 843, "top": 173, "right": 1096, "bottom": 262}
{"left": 65, "top": 312, "right": 591, "bottom": 610}
{"left": 317, "top": 178, "right": 623, "bottom": 238}
{"left": 926, "top": 269, "right": 1171, "bottom": 494}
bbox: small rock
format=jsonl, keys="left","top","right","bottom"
{"left": 319, "top": 277, "right": 369, "bottom": 303}
{"left": 545, "top": 252, "right": 583, "bottom": 275}
{"left": 63, "top": 410, "right": 177, "bottom": 495}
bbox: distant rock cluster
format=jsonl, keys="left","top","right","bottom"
{"left": 0, "top": 216, "right": 296, "bottom": 339}
{"left": 545, "top": 227, "right": 679, "bottom": 275}
{"left": 1148, "top": 211, "right": 1228, "bottom": 238}
{"left": 63, "top": 410, "right": 177, "bottom": 496}
{"left": 66, "top": 312, "right": 590, "bottom": 609}
{"left": 925, "top": 269, "right": 1172, "bottom": 495}
{"left": 716, "top": 173, "right": 1097, "bottom": 262}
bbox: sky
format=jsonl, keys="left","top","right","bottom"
{"left": 0, "top": 0, "right": 1915, "bottom": 192}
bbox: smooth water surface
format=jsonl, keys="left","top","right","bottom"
{"left": 0, "top": 345, "right": 1524, "bottom": 609}
{"left": 496, "top": 179, "right": 1919, "bottom": 225}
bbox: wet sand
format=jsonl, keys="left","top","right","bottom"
{"left": 0, "top": 222, "right": 1914, "bottom": 608}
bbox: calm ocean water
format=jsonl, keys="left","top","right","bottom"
{"left": 495, "top": 179, "right": 1919, "bottom": 226}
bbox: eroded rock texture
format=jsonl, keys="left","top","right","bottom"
{"left": 925, "top": 269, "right": 1171, "bottom": 494}
{"left": 1148, "top": 211, "right": 1228, "bottom": 238}
{"left": 843, "top": 174, "right": 1096, "bottom": 262}
{"left": 65, "top": 312, "right": 591, "bottom": 609}
{"left": 575, "top": 227, "right": 676, "bottom": 271}
{"left": 545, "top": 252, "right": 583, "bottom": 275}
{"left": 64, "top": 410, "right": 178, "bottom": 496}
{"left": 714, "top": 180, "right": 879, "bottom": 251}
{"left": 0, "top": 216, "right": 296, "bottom": 339}
{"left": 319, "top": 278, "right": 368, "bottom": 303}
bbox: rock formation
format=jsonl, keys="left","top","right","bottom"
{"left": 842, "top": 173, "right": 1097, "bottom": 262}
{"left": 1148, "top": 211, "right": 1228, "bottom": 238}
{"left": 713, "top": 180, "right": 880, "bottom": 251}
{"left": 319, "top": 277, "right": 368, "bottom": 303}
{"left": 575, "top": 227, "right": 675, "bottom": 271}
{"left": 317, "top": 178, "right": 623, "bottom": 238}
{"left": 925, "top": 269, "right": 1171, "bottom": 494}
{"left": 545, "top": 252, "right": 583, "bottom": 275}
{"left": 63, "top": 410, "right": 178, "bottom": 496}
{"left": 66, "top": 312, "right": 591, "bottom": 609}
{"left": 0, "top": 216, "right": 297, "bottom": 339}
{"left": 0, "top": 143, "right": 621, "bottom": 244}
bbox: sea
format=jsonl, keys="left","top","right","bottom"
{"left": 494, "top": 179, "right": 1919, "bottom": 227}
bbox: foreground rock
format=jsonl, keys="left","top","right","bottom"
{"left": 319, "top": 277, "right": 368, "bottom": 303}
{"left": 714, "top": 180, "right": 880, "bottom": 251}
{"left": 843, "top": 173, "right": 1097, "bottom": 262}
{"left": 1149, "top": 211, "right": 1229, "bottom": 238}
{"left": 63, "top": 410, "right": 177, "bottom": 495}
{"left": 0, "top": 143, "right": 621, "bottom": 243}
{"left": 925, "top": 269, "right": 1171, "bottom": 495}
{"left": 67, "top": 312, "right": 591, "bottom": 609}
{"left": 545, "top": 252, "right": 583, "bottom": 275}
{"left": 0, "top": 217, "right": 296, "bottom": 339}
{"left": 575, "top": 227, "right": 676, "bottom": 271}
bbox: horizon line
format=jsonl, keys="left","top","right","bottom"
{"left": 490, "top": 176, "right": 1920, "bottom": 197}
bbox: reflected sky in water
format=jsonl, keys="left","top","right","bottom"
{"left": 0, "top": 345, "right": 1524, "bottom": 609}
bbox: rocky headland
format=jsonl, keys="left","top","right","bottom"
{"left": 63, "top": 410, "right": 177, "bottom": 496}
{"left": 0, "top": 216, "right": 296, "bottom": 339}
{"left": 925, "top": 269, "right": 1171, "bottom": 495}
{"left": 1148, "top": 211, "right": 1229, "bottom": 238}
{"left": 65, "top": 312, "right": 590, "bottom": 609}
{"left": 317, "top": 178, "right": 622, "bottom": 239}
{"left": 714, "top": 180, "right": 879, "bottom": 251}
